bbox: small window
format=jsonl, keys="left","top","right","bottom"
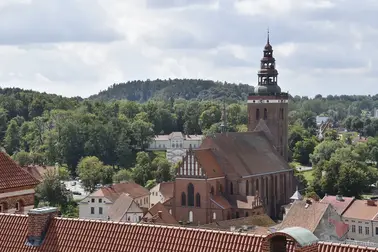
{"left": 263, "top": 108, "right": 267, "bottom": 120}
{"left": 127, "top": 217, "right": 130, "bottom": 221}
{"left": 245, "top": 212, "right": 249, "bottom": 217}
{"left": 91, "top": 207, "right": 95, "bottom": 215}
{"left": 99, "top": 198, "right": 102, "bottom": 203}
{"left": 358, "top": 226, "right": 362, "bottom": 234}
{"left": 375, "top": 227, "right": 378, "bottom": 235}
{"left": 365, "top": 227, "right": 370, "bottom": 235}
{"left": 15, "top": 202, "right": 20, "bottom": 211}
{"left": 0, "top": 204, "right": 3, "bottom": 212}
{"left": 255, "top": 109, "right": 260, "bottom": 120}
{"left": 213, "top": 212, "right": 216, "bottom": 220}
{"left": 91, "top": 198, "right": 95, "bottom": 203}
{"left": 99, "top": 207, "right": 103, "bottom": 215}
{"left": 236, "top": 212, "right": 240, "bottom": 218}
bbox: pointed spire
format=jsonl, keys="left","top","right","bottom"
{"left": 267, "top": 27, "right": 270, "bottom": 44}
{"left": 220, "top": 100, "right": 227, "bottom": 133}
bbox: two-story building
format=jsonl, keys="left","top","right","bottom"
{"left": 150, "top": 182, "right": 174, "bottom": 207}
{"left": 79, "top": 181, "right": 150, "bottom": 221}
{"left": 0, "top": 151, "right": 40, "bottom": 214}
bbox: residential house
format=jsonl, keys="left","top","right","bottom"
{"left": 0, "top": 152, "right": 40, "bottom": 214}
{"left": 22, "top": 165, "right": 57, "bottom": 182}
{"left": 150, "top": 182, "right": 174, "bottom": 207}
{"left": 142, "top": 202, "right": 178, "bottom": 225}
{"left": 279, "top": 199, "right": 348, "bottom": 241}
{"left": 1, "top": 206, "right": 377, "bottom": 252}
{"left": 79, "top": 181, "right": 150, "bottom": 220}
{"left": 342, "top": 199, "right": 378, "bottom": 241}
{"left": 108, "top": 193, "right": 144, "bottom": 222}
{"left": 320, "top": 194, "right": 355, "bottom": 215}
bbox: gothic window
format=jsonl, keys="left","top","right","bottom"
{"left": 219, "top": 184, "right": 224, "bottom": 193}
{"left": 246, "top": 181, "right": 249, "bottom": 196}
{"left": 230, "top": 182, "right": 234, "bottom": 195}
{"left": 187, "top": 183, "right": 194, "bottom": 206}
{"left": 210, "top": 186, "right": 215, "bottom": 195}
{"left": 245, "top": 212, "right": 249, "bottom": 217}
{"left": 196, "top": 193, "right": 201, "bottom": 207}
{"left": 256, "top": 179, "right": 259, "bottom": 192}
{"left": 236, "top": 212, "right": 240, "bottom": 218}
{"left": 263, "top": 108, "right": 267, "bottom": 120}
{"left": 227, "top": 212, "right": 231, "bottom": 220}
{"left": 280, "top": 108, "right": 284, "bottom": 120}
{"left": 181, "top": 192, "right": 186, "bottom": 206}
{"left": 255, "top": 109, "right": 260, "bottom": 120}
{"left": 189, "top": 211, "right": 193, "bottom": 222}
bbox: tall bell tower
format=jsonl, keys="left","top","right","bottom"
{"left": 247, "top": 30, "right": 289, "bottom": 160}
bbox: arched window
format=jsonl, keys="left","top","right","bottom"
{"left": 280, "top": 108, "right": 284, "bottom": 120}
{"left": 263, "top": 108, "right": 267, "bottom": 120}
{"left": 181, "top": 192, "right": 186, "bottom": 206}
{"left": 196, "top": 193, "right": 201, "bottom": 207}
{"left": 213, "top": 212, "right": 216, "bottom": 220}
{"left": 256, "top": 109, "right": 260, "bottom": 120}
{"left": 230, "top": 182, "right": 234, "bottom": 195}
{"left": 210, "top": 186, "right": 215, "bottom": 195}
{"left": 189, "top": 211, "right": 193, "bottom": 222}
{"left": 219, "top": 184, "right": 224, "bottom": 193}
{"left": 187, "top": 183, "right": 194, "bottom": 206}
{"left": 246, "top": 181, "right": 249, "bottom": 196}
{"left": 245, "top": 212, "right": 249, "bottom": 217}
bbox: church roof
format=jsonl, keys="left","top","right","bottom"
{"left": 201, "top": 132, "right": 291, "bottom": 178}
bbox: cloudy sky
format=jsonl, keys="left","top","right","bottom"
{"left": 0, "top": 0, "right": 377, "bottom": 98}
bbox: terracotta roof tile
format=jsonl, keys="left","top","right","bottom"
{"left": 91, "top": 181, "right": 150, "bottom": 202}
{"left": 343, "top": 200, "right": 378, "bottom": 221}
{"left": 22, "top": 165, "right": 56, "bottom": 182}
{"left": 279, "top": 200, "right": 329, "bottom": 232}
{"left": 200, "top": 214, "right": 275, "bottom": 231}
{"left": 0, "top": 152, "right": 40, "bottom": 190}
{"left": 320, "top": 195, "right": 355, "bottom": 215}
{"left": 0, "top": 213, "right": 265, "bottom": 252}
{"left": 200, "top": 132, "right": 291, "bottom": 177}
{"left": 144, "top": 202, "right": 178, "bottom": 225}
{"left": 228, "top": 195, "right": 262, "bottom": 209}
{"left": 159, "top": 182, "right": 174, "bottom": 200}
{"left": 211, "top": 195, "right": 232, "bottom": 209}
{"left": 193, "top": 149, "right": 224, "bottom": 178}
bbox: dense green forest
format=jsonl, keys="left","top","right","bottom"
{"left": 3, "top": 79, "right": 378, "bottom": 203}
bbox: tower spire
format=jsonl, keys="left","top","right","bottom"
{"left": 220, "top": 100, "right": 227, "bottom": 133}
{"left": 267, "top": 27, "right": 270, "bottom": 45}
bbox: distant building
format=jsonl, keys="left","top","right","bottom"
{"left": 148, "top": 132, "right": 203, "bottom": 163}
{"left": 316, "top": 116, "right": 329, "bottom": 126}
{"left": 0, "top": 152, "right": 40, "bottom": 214}
{"left": 150, "top": 182, "right": 174, "bottom": 207}
{"left": 79, "top": 181, "right": 150, "bottom": 221}
{"left": 108, "top": 193, "right": 144, "bottom": 223}
{"left": 142, "top": 202, "right": 178, "bottom": 225}
{"left": 374, "top": 109, "right": 378, "bottom": 118}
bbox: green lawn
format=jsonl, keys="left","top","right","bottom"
{"left": 151, "top": 150, "right": 166, "bottom": 159}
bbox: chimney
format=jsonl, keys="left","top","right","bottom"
{"left": 157, "top": 211, "right": 162, "bottom": 219}
{"left": 25, "top": 207, "right": 58, "bottom": 247}
{"left": 336, "top": 195, "right": 344, "bottom": 201}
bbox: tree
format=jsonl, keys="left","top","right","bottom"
{"left": 152, "top": 157, "right": 173, "bottom": 183}
{"left": 36, "top": 169, "right": 71, "bottom": 207}
{"left": 77, "top": 156, "right": 114, "bottom": 192}
{"left": 310, "top": 140, "right": 344, "bottom": 168}
{"left": 12, "top": 151, "right": 32, "bottom": 167}
{"left": 293, "top": 137, "right": 317, "bottom": 165}
{"left": 3, "top": 119, "right": 20, "bottom": 155}
{"left": 131, "top": 119, "right": 154, "bottom": 150}
{"left": 131, "top": 152, "right": 152, "bottom": 186}
{"left": 113, "top": 169, "right": 133, "bottom": 183}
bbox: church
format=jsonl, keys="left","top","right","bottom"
{"left": 165, "top": 33, "right": 295, "bottom": 224}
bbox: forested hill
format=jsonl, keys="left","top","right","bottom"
{"left": 88, "top": 79, "right": 253, "bottom": 102}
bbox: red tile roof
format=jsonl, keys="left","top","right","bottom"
{"left": 320, "top": 195, "right": 355, "bottom": 215}
{"left": 144, "top": 202, "right": 178, "bottom": 225}
{"left": 90, "top": 181, "right": 150, "bottom": 202}
{"left": 0, "top": 213, "right": 264, "bottom": 252}
{"left": 159, "top": 182, "right": 174, "bottom": 201}
{"left": 22, "top": 165, "right": 56, "bottom": 182}
{"left": 193, "top": 148, "right": 224, "bottom": 178}
{"left": 0, "top": 152, "right": 40, "bottom": 191}
{"left": 1, "top": 212, "right": 378, "bottom": 252}
{"left": 343, "top": 199, "right": 378, "bottom": 221}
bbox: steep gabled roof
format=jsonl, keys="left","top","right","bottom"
{"left": 193, "top": 148, "right": 224, "bottom": 178}
{"left": 320, "top": 195, "right": 354, "bottom": 215}
{"left": 108, "top": 193, "right": 138, "bottom": 222}
{"left": 144, "top": 202, "right": 178, "bottom": 225}
{"left": 201, "top": 132, "right": 291, "bottom": 177}
{"left": 0, "top": 152, "right": 40, "bottom": 190}
{"left": 159, "top": 182, "right": 174, "bottom": 201}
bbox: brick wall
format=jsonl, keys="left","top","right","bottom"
{"left": 0, "top": 193, "right": 35, "bottom": 211}
{"left": 262, "top": 232, "right": 319, "bottom": 252}
{"left": 28, "top": 209, "right": 57, "bottom": 238}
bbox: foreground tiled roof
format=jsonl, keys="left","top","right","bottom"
{"left": 0, "top": 152, "right": 40, "bottom": 190}
{"left": 320, "top": 195, "right": 355, "bottom": 215}
{"left": 200, "top": 214, "right": 276, "bottom": 230}
{"left": 0, "top": 213, "right": 264, "bottom": 252}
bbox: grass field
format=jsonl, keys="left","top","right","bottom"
{"left": 301, "top": 169, "right": 314, "bottom": 184}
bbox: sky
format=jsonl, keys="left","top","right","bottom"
{"left": 0, "top": 0, "right": 377, "bottom": 98}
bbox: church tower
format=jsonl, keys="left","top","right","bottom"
{"left": 247, "top": 31, "right": 289, "bottom": 160}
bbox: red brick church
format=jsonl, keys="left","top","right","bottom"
{"left": 167, "top": 34, "right": 295, "bottom": 224}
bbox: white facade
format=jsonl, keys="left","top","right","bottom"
{"left": 148, "top": 132, "right": 203, "bottom": 164}
{"left": 134, "top": 195, "right": 150, "bottom": 209}
{"left": 344, "top": 217, "right": 374, "bottom": 241}
{"left": 150, "top": 184, "right": 167, "bottom": 207}
{"left": 79, "top": 195, "right": 111, "bottom": 220}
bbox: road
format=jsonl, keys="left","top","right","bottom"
{"left": 296, "top": 166, "right": 313, "bottom": 172}
{"left": 64, "top": 180, "right": 88, "bottom": 201}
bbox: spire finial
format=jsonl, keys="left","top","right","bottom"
{"left": 267, "top": 27, "right": 270, "bottom": 44}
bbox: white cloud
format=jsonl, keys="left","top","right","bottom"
{"left": 0, "top": 0, "right": 377, "bottom": 97}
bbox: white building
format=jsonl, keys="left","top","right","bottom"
{"left": 150, "top": 182, "right": 174, "bottom": 208}
{"left": 342, "top": 199, "right": 378, "bottom": 241}
{"left": 148, "top": 132, "right": 203, "bottom": 163}
{"left": 79, "top": 181, "right": 150, "bottom": 221}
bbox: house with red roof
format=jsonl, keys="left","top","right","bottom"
{"left": 0, "top": 151, "right": 40, "bottom": 214}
